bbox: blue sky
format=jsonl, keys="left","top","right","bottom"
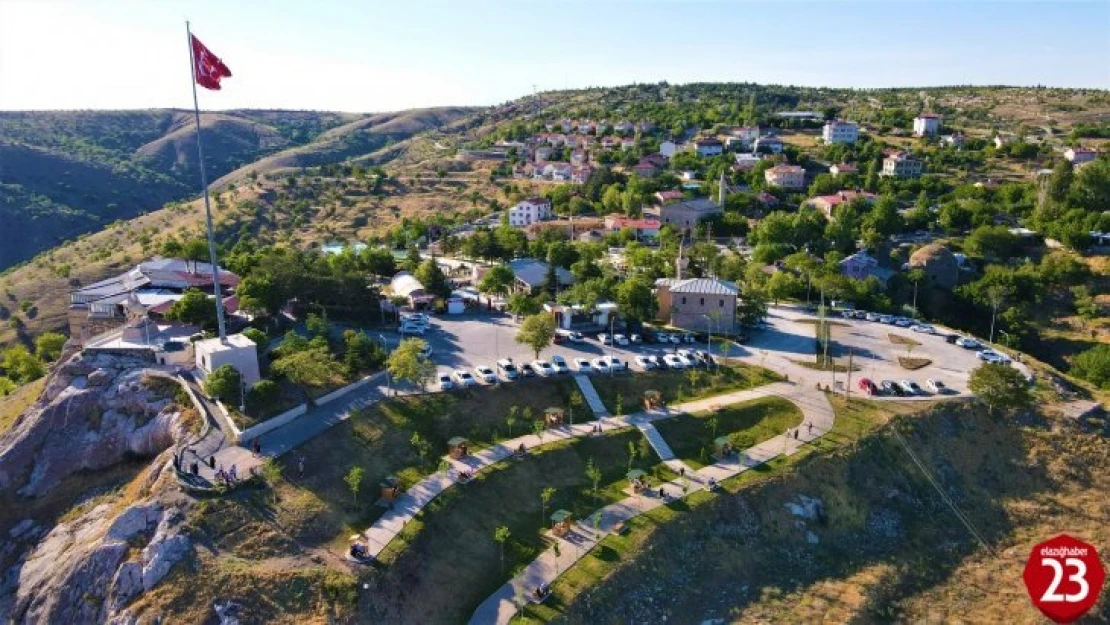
{"left": 1, "top": 0, "right": 1107, "bottom": 112}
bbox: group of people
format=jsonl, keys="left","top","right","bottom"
{"left": 215, "top": 464, "right": 239, "bottom": 485}
{"left": 349, "top": 541, "right": 370, "bottom": 561}
{"left": 533, "top": 583, "right": 551, "bottom": 600}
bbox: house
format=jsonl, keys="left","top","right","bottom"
{"left": 913, "top": 114, "right": 941, "bottom": 137}
{"left": 68, "top": 257, "right": 241, "bottom": 343}
{"left": 546, "top": 134, "right": 567, "bottom": 147}
{"left": 659, "top": 140, "right": 681, "bottom": 158}
{"left": 390, "top": 271, "right": 435, "bottom": 308}
{"left": 620, "top": 137, "right": 636, "bottom": 150}
{"left": 194, "top": 334, "right": 262, "bottom": 387}
{"left": 660, "top": 198, "right": 722, "bottom": 230}
{"left": 763, "top": 164, "right": 806, "bottom": 190}
{"left": 577, "top": 121, "right": 593, "bottom": 134}
{"left": 730, "top": 126, "right": 760, "bottom": 144}
{"left": 577, "top": 229, "right": 606, "bottom": 243}
{"left": 1065, "top": 147, "right": 1098, "bottom": 164}
{"left": 534, "top": 145, "right": 554, "bottom": 162}
{"left": 655, "top": 190, "right": 684, "bottom": 205}
{"left": 508, "top": 197, "right": 553, "bottom": 227}
{"left": 595, "top": 120, "right": 610, "bottom": 134}
{"left": 725, "top": 136, "right": 749, "bottom": 151}
{"left": 881, "top": 151, "right": 924, "bottom": 178}
{"left": 507, "top": 258, "right": 574, "bottom": 294}
{"left": 806, "top": 190, "right": 876, "bottom": 218}
{"left": 601, "top": 136, "right": 621, "bottom": 149}
{"left": 693, "top": 137, "right": 724, "bottom": 157}
{"left": 758, "top": 192, "right": 780, "bottom": 207}
{"left": 829, "top": 163, "right": 858, "bottom": 177}
{"left": 641, "top": 153, "right": 669, "bottom": 168}
{"left": 632, "top": 162, "right": 660, "bottom": 178}
{"left": 940, "top": 134, "right": 965, "bottom": 148}
{"left": 822, "top": 120, "right": 859, "bottom": 144}
{"left": 637, "top": 121, "right": 656, "bottom": 133}
{"left": 654, "top": 277, "right": 739, "bottom": 334}
{"left": 733, "top": 153, "right": 763, "bottom": 170}
{"left": 538, "top": 162, "right": 573, "bottom": 181}
{"left": 838, "top": 250, "right": 895, "bottom": 284}
{"left": 605, "top": 217, "right": 661, "bottom": 239}
{"left": 753, "top": 136, "right": 783, "bottom": 154}
{"left": 571, "top": 165, "right": 594, "bottom": 184}
{"left": 570, "top": 149, "right": 588, "bottom": 166}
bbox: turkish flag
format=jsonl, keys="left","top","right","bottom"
{"left": 191, "top": 34, "right": 232, "bottom": 91}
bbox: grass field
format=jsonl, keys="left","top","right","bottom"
{"left": 590, "top": 363, "right": 781, "bottom": 415}
{"left": 0, "top": 376, "right": 45, "bottom": 434}
{"left": 654, "top": 396, "right": 803, "bottom": 469}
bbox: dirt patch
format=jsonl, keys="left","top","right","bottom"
{"left": 898, "top": 357, "right": 933, "bottom": 370}
{"left": 888, "top": 333, "right": 922, "bottom": 347}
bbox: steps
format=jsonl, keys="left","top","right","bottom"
{"left": 636, "top": 422, "right": 675, "bottom": 461}
{"left": 572, "top": 374, "right": 610, "bottom": 417}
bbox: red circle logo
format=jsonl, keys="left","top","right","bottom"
{"left": 1022, "top": 534, "right": 1105, "bottom": 623}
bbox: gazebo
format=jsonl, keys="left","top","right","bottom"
{"left": 448, "top": 437, "right": 470, "bottom": 459}
{"left": 642, "top": 390, "right": 665, "bottom": 410}
{"left": 626, "top": 469, "right": 648, "bottom": 493}
{"left": 550, "top": 509, "right": 574, "bottom": 537}
{"left": 713, "top": 436, "right": 734, "bottom": 460}
{"left": 544, "top": 407, "right": 565, "bottom": 428}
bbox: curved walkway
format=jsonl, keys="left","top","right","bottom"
{"left": 468, "top": 382, "right": 832, "bottom": 625}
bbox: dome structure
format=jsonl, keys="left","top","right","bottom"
{"left": 909, "top": 243, "right": 959, "bottom": 289}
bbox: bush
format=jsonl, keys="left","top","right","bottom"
{"left": 1071, "top": 344, "right": 1110, "bottom": 389}
{"left": 204, "top": 364, "right": 242, "bottom": 403}
{"left": 248, "top": 379, "right": 281, "bottom": 413}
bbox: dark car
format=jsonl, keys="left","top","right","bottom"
{"left": 520, "top": 363, "right": 536, "bottom": 377}
{"left": 944, "top": 333, "right": 959, "bottom": 344}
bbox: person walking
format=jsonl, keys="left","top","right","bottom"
{"left": 807, "top": 421, "right": 814, "bottom": 435}
{"left": 252, "top": 438, "right": 261, "bottom": 455}
{"left": 793, "top": 429, "right": 799, "bottom": 440}
{"left": 229, "top": 465, "right": 238, "bottom": 482}
{"left": 208, "top": 456, "right": 216, "bottom": 469}
{"left": 298, "top": 456, "right": 305, "bottom": 477}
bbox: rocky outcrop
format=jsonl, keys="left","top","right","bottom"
{"left": 0, "top": 352, "right": 190, "bottom": 497}
{"left": 10, "top": 500, "right": 191, "bottom": 624}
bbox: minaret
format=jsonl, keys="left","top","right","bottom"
{"left": 676, "top": 237, "right": 688, "bottom": 279}
{"left": 718, "top": 170, "right": 728, "bottom": 206}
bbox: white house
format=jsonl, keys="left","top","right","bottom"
{"left": 1065, "top": 147, "right": 1098, "bottom": 164}
{"left": 733, "top": 153, "right": 763, "bottom": 170}
{"left": 730, "top": 126, "right": 760, "bottom": 144}
{"left": 881, "top": 151, "right": 924, "bottom": 178}
{"left": 753, "top": 136, "right": 783, "bottom": 154}
{"left": 693, "top": 137, "right": 724, "bottom": 157}
{"left": 822, "top": 120, "right": 859, "bottom": 144}
{"left": 839, "top": 250, "right": 894, "bottom": 284}
{"left": 659, "top": 140, "right": 681, "bottom": 158}
{"left": 508, "top": 197, "right": 553, "bottom": 227}
{"left": 764, "top": 164, "right": 806, "bottom": 190}
{"left": 194, "top": 334, "right": 262, "bottom": 387}
{"left": 913, "top": 114, "right": 941, "bottom": 137}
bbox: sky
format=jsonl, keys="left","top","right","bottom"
{"left": 1, "top": 0, "right": 1107, "bottom": 113}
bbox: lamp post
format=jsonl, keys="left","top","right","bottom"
{"left": 379, "top": 334, "right": 392, "bottom": 396}
{"left": 609, "top": 313, "right": 615, "bottom": 376}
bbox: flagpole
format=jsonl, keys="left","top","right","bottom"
{"left": 186, "top": 21, "right": 228, "bottom": 342}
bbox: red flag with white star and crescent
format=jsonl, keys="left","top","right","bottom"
{"left": 191, "top": 34, "right": 232, "bottom": 91}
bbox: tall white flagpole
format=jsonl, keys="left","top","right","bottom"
{"left": 186, "top": 21, "right": 228, "bottom": 342}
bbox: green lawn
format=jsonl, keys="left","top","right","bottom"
{"left": 653, "top": 396, "right": 803, "bottom": 469}
{"left": 590, "top": 363, "right": 781, "bottom": 416}
{"left": 362, "top": 428, "right": 674, "bottom": 623}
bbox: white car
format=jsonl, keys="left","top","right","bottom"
{"left": 452, "top": 369, "right": 476, "bottom": 387}
{"left": 668, "top": 334, "right": 683, "bottom": 344}
{"left": 925, "top": 379, "right": 947, "bottom": 393}
{"left": 573, "top": 357, "right": 592, "bottom": 373}
{"left": 894, "top": 318, "right": 913, "bottom": 328}
{"left": 474, "top": 365, "right": 497, "bottom": 384}
{"left": 662, "top": 354, "right": 686, "bottom": 369}
{"left": 613, "top": 334, "right": 630, "bottom": 346}
{"left": 634, "top": 355, "right": 656, "bottom": 370}
{"left": 978, "top": 350, "right": 1010, "bottom": 364}
{"left": 597, "top": 333, "right": 612, "bottom": 345}
{"left": 567, "top": 331, "right": 585, "bottom": 343}
{"left": 550, "top": 355, "right": 570, "bottom": 374}
{"left": 912, "top": 324, "right": 936, "bottom": 334}
{"left": 532, "top": 360, "right": 555, "bottom": 376}
{"left": 655, "top": 332, "right": 671, "bottom": 343}
{"left": 606, "top": 355, "right": 626, "bottom": 371}
{"left": 400, "top": 324, "right": 425, "bottom": 336}
{"left": 956, "top": 337, "right": 981, "bottom": 349}
{"left": 630, "top": 334, "right": 642, "bottom": 344}
{"left": 899, "top": 380, "right": 920, "bottom": 395}
{"left": 879, "top": 315, "right": 895, "bottom": 324}
{"left": 865, "top": 312, "right": 881, "bottom": 322}
{"left": 675, "top": 352, "right": 695, "bottom": 367}
{"left": 438, "top": 373, "right": 454, "bottom": 390}
{"left": 591, "top": 357, "right": 611, "bottom": 373}
{"left": 646, "top": 355, "right": 662, "bottom": 369}
{"left": 495, "top": 358, "right": 519, "bottom": 380}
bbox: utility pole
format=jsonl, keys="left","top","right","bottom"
{"left": 845, "top": 348, "right": 854, "bottom": 402}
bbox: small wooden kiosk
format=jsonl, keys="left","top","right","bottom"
{"left": 626, "top": 469, "right": 648, "bottom": 494}
{"left": 550, "top": 509, "right": 574, "bottom": 537}
{"left": 713, "top": 436, "right": 734, "bottom": 460}
{"left": 378, "top": 475, "right": 401, "bottom": 507}
{"left": 642, "top": 390, "right": 665, "bottom": 410}
{"left": 543, "top": 407, "right": 565, "bottom": 428}
{"left": 448, "top": 437, "right": 470, "bottom": 459}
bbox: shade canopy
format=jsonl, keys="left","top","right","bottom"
{"left": 550, "top": 509, "right": 573, "bottom": 523}
{"left": 447, "top": 437, "right": 469, "bottom": 446}
{"left": 626, "top": 469, "right": 647, "bottom": 480}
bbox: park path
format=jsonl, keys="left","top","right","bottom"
{"left": 468, "top": 383, "right": 831, "bottom": 625}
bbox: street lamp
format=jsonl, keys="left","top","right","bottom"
{"left": 609, "top": 313, "right": 615, "bottom": 377}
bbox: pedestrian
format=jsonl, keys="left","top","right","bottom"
{"left": 807, "top": 422, "right": 813, "bottom": 435}
{"left": 208, "top": 456, "right": 216, "bottom": 469}
{"left": 794, "top": 429, "right": 799, "bottom": 440}
{"left": 679, "top": 467, "right": 685, "bottom": 477}
{"left": 229, "top": 464, "right": 238, "bottom": 482}
{"left": 298, "top": 456, "right": 305, "bottom": 477}
{"left": 190, "top": 462, "right": 199, "bottom": 476}
{"left": 252, "top": 438, "right": 261, "bottom": 455}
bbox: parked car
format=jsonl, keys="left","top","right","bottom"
{"left": 663, "top": 354, "right": 686, "bottom": 369}
{"left": 956, "top": 337, "right": 981, "bottom": 349}
{"left": 591, "top": 357, "right": 611, "bottom": 373}
{"left": 655, "top": 332, "right": 671, "bottom": 343}
{"left": 858, "top": 377, "right": 878, "bottom": 395}
{"left": 853, "top": 310, "right": 868, "bottom": 319}
{"left": 894, "top": 317, "right": 913, "bottom": 327}
{"left": 668, "top": 334, "right": 683, "bottom": 344}
{"left": 573, "top": 357, "right": 592, "bottom": 373}
{"left": 419, "top": 344, "right": 433, "bottom": 359}
{"left": 606, "top": 355, "right": 626, "bottom": 371}
{"left": 880, "top": 379, "right": 900, "bottom": 395}
{"left": 925, "top": 379, "right": 947, "bottom": 393}
{"left": 944, "top": 333, "right": 960, "bottom": 344}
{"left": 613, "top": 334, "right": 630, "bottom": 346}
{"left": 568, "top": 331, "right": 585, "bottom": 343}
{"left": 899, "top": 380, "right": 921, "bottom": 395}
{"left": 634, "top": 355, "right": 656, "bottom": 370}
{"left": 520, "top": 363, "right": 536, "bottom": 377}
{"left": 532, "top": 360, "right": 555, "bottom": 376}
{"left": 646, "top": 355, "right": 661, "bottom": 369}
{"left": 438, "top": 373, "right": 454, "bottom": 390}
{"left": 977, "top": 349, "right": 1010, "bottom": 364}
{"left": 682, "top": 333, "right": 698, "bottom": 344}
{"left": 496, "top": 358, "right": 519, "bottom": 380}
{"left": 550, "top": 355, "right": 570, "bottom": 374}
{"left": 400, "top": 324, "right": 425, "bottom": 336}
{"left": 452, "top": 369, "right": 476, "bottom": 387}
{"left": 912, "top": 324, "right": 936, "bottom": 334}
{"left": 630, "top": 334, "right": 643, "bottom": 344}
{"left": 879, "top": 315, "right": 895, "bottom": 324}
{"left": 865, "top": 312, "right": 881, "bottom": 322}
{"left": 474, "top": 365, "right": 497, "bottom": 384}
{"left": 597, "top": 333, "right": 612, "bottom": 345}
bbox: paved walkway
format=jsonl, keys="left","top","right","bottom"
{"left": 573, "top": 374, "right": 610, "bottom": 417}
{"left": 468, "top": 383, "right": 831, "bottom": 625}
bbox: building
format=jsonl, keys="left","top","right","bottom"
{"left": 909, "top": 243, "right": 960, "bottom": 290}
{"left": 659, "top": 140, "right": 681, "bottom": 158}
{"left": 655, "top": 190, "right": 684, "bottom": 205}
{"left": 613, "top": 120, "right": 635, "bottom": 134}
{"left": 508, "top": 197, "right": 553, "bottom": 227}
{"left": 753, "top": 136, "right": 783, "bottom": 154}
{"left": 507, "top": 258, "right": 574, "bottom": 294}
{"left": 822, "top": 120, "right": 859, "bottom": 144}
{"left": 733, "top": 153, "right": 763, "bottom": 170}
{"left": 534, "top": 145, "right": 553, "bottom": 162}
{"left": 913, "top": 114, "right": 941, "bottom": 137}
{"left": 570, "top": 149, "right": 588, "bottom": 166}
{"left": 605, "top": 217, "right": 661, "bottom": 239}
{"left": 764, "top": 164, "right": 806, "bottom": 190}
{"left": 730, "top": 126, "right": 760, "bottom": 144}
{"left": 571, "top": 165, "right": 594, "bottom": 184}
{"left": 654, "top": 277, "right": 738, "bottom": 334}
{"left": 805, "top": 190, "right": 877, "bottom": 219}
{"left": 940, "top": 134, "right": 965, "bottom": 148}
{"left": 659, "top": 198, "right": 722, "bottom": 230}
{"left": 641, "top": 153, "right": 669, "bottom": 168}
{"left": 194, "top": 334, "right": 262, "bottom": 388}
{"left": 881, "top": 151, "right": 924, "bottom": 178}
{"left": 621, "top": 137, "right": 636, "bottom": 150}
{"left": 693, "top": 137, "right": 724, "bottom": 157}
{"left": 390, "top": 271, "right": 435, "bottom": 308}
{"left": 839, "top": 250, "right": 894, "bottom": 284}
{"left": 829, "top": 163, "right": 858, "bottom": 177}
{"left": 632, "top": 162, "right": 659, "bottom": 178}
{"left": 1065, "top": 147, "right": 1098, "bottom": 164}
{"left": 68, "top": 257, "right": 241, "bottom": 344}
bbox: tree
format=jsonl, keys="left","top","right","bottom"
{"left": 247, "top": 379, "right": 281, "bottom": 413}
{"left": 343, "top": 330, "right": 385, "bottom": 376}
{"left": 415, "top": 258, "right": 451, "bottom": 299}
{"left": 1071, "top": 344, "right": 1110, "bottom": 389}
{"left": 585, "top": 457, "right": 602, "bottom": 500}
{"left": 387, "top": 338, "right": 436, "bottom": 391}
{"left": 478, "top": 264, "right": 515, "bottom": 298}
{"left": 506, "top": 292, "right": 541, "bottom": 317}
{"left": 344, "top": 466, "right": 365, "bottom": 503}
{"left": 493, "top": 525, "right": 511, "bottom": 573}
{"left": 968, "top": 363, "right": 1032, "bottom": 413}
{"left": 568, "top": 390, "right": 584, "bottom": 425}
{"left": 164, "top": 289, "right": 216, "bottom": 327}
{"left": 614, "top": 392, "right": 624, "bottom": 417}
{"left": 242, "top": 327, "right": 268, "bottom": 358}
{"left": 532, "top": 418, "right": 545, "bottom": 441}
{"left": 203, "top": 364, "right": 242, "bottom": 404}
{"left": 540, "top": 487, "right": 556, "bottom": 529}
{"left": 516, "top": 313, "right": 557, "bottom": 360}
{"left": 272, "top": 345, "right": 341, "bottom": 388}
{"left": 614, "top": 276, "right": 657, "bottom": 322}
{"left": 237, "top": 275, "right": 284, "bottom": 317}
{"left": 410, "top": 432, "right": 431, "bottom": 465}
{"left": 0, "top": 345, "right": 45, "bottom": 384}
{"left": 306, "top": 312, "right": 329, "bottom": 338}
{"left": 34, "top": 332, "right": 67, "bottom": 362}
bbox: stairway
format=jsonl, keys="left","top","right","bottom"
{"left": 636, "top": 423, "right": 675, "bottom": 461}
{"left": 572, "top": 374, "right": 610, "bottom": 418}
